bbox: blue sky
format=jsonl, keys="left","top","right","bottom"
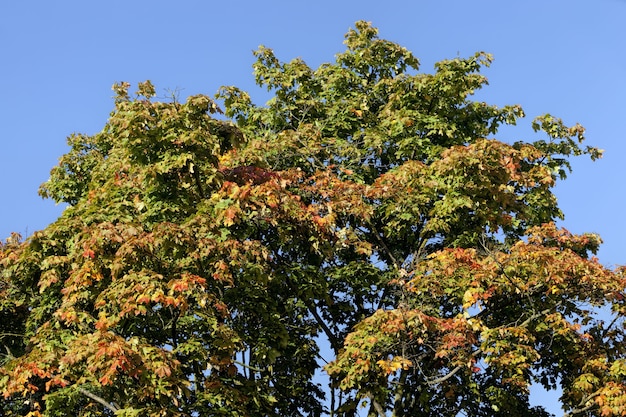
{"left": 2, "top": 1, "right": 625, "bottom": 414}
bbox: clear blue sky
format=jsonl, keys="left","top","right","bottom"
{"left": 2, "top": 1, "right": 625, "bottom": 414}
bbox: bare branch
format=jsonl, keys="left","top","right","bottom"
{"left": 306, "top": 301, "right": 342, "bottom": 353}
{"left": 77, "top": 387, "right": 119, "bottom": 413}
{"left": 426, "top": 364, "right": 463, "bottom": 385}
{"left": 370, "top": 224, "right": 401, "bottom": 270}
{"left": 234, "top": 360, "right": 264, "bottom": 373}
{"left": 563, "top": 390, "right": 601, "bottom": 416}
{"left": 3, "top": 345, "right": 15, "bottom": 359}
{"left": 366, "top": 392, "right": 387, "bottom": 417}
{"left": 393, "top": 368, "right": 409, "bottom": 415}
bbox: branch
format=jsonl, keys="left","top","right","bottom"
{"left": 600, "top": 314, "right": 620, "bottom": 341}
{"left": 563, "top": 390, "right": 601, "bottom": 416}
{"left": 170, "top": 307, "right": 180, "bottom": 349}
{"left": 3, "top": 345, "right": 15, "bottom": 359}
{"left": 189, "top": 161, "right": 205, "bottom": 199}
{"left": 366, "top": 392, "right": 387, "bottom": 417}
{"left": 393, "top": 367, "right": 409, "bottom": 415}
{"left": 77, "top": 387, "right": 119, "bottom": 413}
{"left": 234, "top": 360, "right": 264, "bottom": 373}
{"left": 306, "top": 301, "right": 342, "bottom": 352}
{"left": 517, "top": 306, "right": 558, "bottom": 329}
{"left": 423, "top": 349, "right": 482, "bottom": 387}
{"left": 0, "top": 332, "right": 25, "bottom": 337}
{"left": 480, "top": 237, "right": 523, "bottom": 290}
{"left": 283, "top": 270, "right": 342, "bottom": 352}
{"left": 370, "top": 224, "right": 401, "bottom": 270}
{"left": 426, "top": 364, "right": 463, "bottom": 385}
{"left": 370, "top": 223, "right": 402, "bottom": 311}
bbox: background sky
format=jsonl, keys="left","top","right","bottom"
{"left": 1, "top": 1, "right": 625, "bottom": 414}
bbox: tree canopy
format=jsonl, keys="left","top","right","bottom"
{"left": 1, "top": 21, "right": 624, "bottom": 417}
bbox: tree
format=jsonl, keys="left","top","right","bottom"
{"left": 1, "top": 21, "right": 624, "bottom": 417}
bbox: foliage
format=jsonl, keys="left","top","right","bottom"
{"left": 1, "top": 21, "right": 623, "bottom": 417}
